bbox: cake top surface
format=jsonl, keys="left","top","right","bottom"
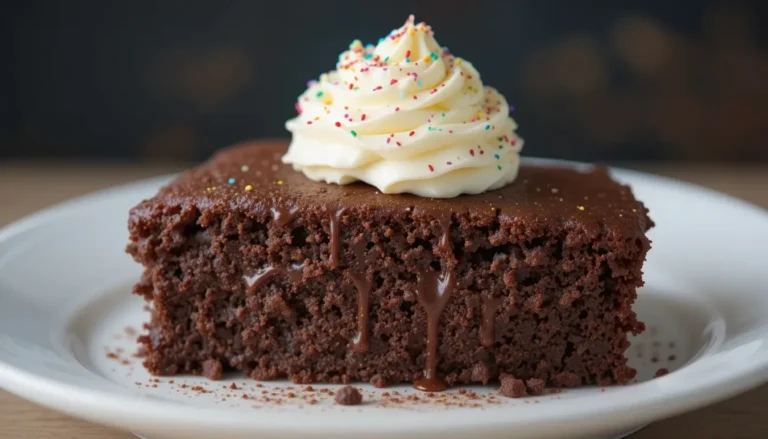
{"left": 134, "top": 140, "right": 650, "bottom": 238}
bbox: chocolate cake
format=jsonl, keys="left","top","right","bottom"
{"left": 127, "top": 140, "right": 652, "bottom": 391}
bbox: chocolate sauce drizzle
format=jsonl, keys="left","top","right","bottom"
{"left": 481, "top": 297, "right": 503, "bottom": 348}
{"left": 413, "top": 211, "right": 455, "bottom": 392}
{"left": 244, "top": 263, "right": 304, "bottom": 293}
{"left": 328, "top": 208, "right": 345, "bottom": 268}
{"left": 244, "top": 208, "right": 305, "bottom": 294}
{"left": 245, "top": 204, "right": 501, "bottom": 392}
{"left": 271, "top": 206, "right": 299, "bottom": 227}
{"left": 331, "top": 209, "right": 372, "bottom": 353}
{"left": 350, "top": 274, "right": 372, "bottom": 353}
{"left": 349, "top": 238, "right": 372, "bottom": 353}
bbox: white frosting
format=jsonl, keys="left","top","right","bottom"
{"left": 283, "top": 15, "right": 523, "bottom": 198}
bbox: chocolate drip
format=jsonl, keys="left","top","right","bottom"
{"left": 413, "top": 212, "right": 454, "bottom": 392}
{"left": 349, "top": 241, "right": 371, "bottom": 353}
{"left": 434, "top": 211, "right": 453, "bottom": 253}
{"left": 481, "top": 296, "right": 503, "bottom": 348}
{"left": 271, "top": 206, "right": 299, "bottom": 227}
{"left": 244, "top": 263, "right": 304, "bottom": 293}
{"left": 329, "top": 208, "right": 346, "bottom": 268}
{"left": 413, "top": 268, "right": 455, "bottom": 392}
{"left": 350, "top": 273, "right": 372, "bottom": 353}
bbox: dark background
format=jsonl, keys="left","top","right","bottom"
{"left": 1, "top": 0, "right": 766, "bottom": 162}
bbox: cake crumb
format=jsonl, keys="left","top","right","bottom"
{"left": 655, "top": 368, "right": 669, "bottom": 378}
{"left": 334, "top": 386, "right": 363, "bottom": 406}
{"left": 369, "top": 374, "right": 387, "bottom": 388}
{"left": 470, "top": 362, "right": 491, "bottom": 384}
{"left": 499, "top": 374, "right": 527, "bottom": 398}
{"left": 525, "top": 378, "right": 546, "bottom": 395}
{"left": 202, "top": 359, "right": 223, "bottom": 380}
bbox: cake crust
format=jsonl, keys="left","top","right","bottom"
{"left": 128, "top": 139, "right": 651, "bottom": 389}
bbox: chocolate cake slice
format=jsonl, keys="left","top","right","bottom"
{"left": 127, "top": 140, "right": 651, "bottom": 390}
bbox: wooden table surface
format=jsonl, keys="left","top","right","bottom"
{"left": 1, "top": 161, "right": 767, "bottom": 438}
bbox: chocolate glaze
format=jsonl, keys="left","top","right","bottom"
{"left": 350, "top": 241, "right": 371, "bottom": 353}
{"left": 413, "top": 269, "right": 455, "bottom": 391}
{"left": 349, "top": 273, "right": 372, "bottom": 353}
{"left": 271, "top": 206, "right": 299, "bottom": 227}
{"left": 244, "top": 264, "right": 304, "bottom": 293}
{"left": 434, "top": 211, "right": 453, "bottom": 254}
{"left": 481, "top": 297, "right": 503, "bottom": 348}
{"left": 413, "top": 376, "right": 449, "bottom": 393}
{"left": 411, "top": 211, "right": 455, "bottom": 391}
{"left": 330, "top": 207, "right": 372, "bottom": 353}
{"left": 328, "top": 208, "right": 345, "bottom": 268}
{"left": 150, "top": 141, "right": 650, "bottom": 236}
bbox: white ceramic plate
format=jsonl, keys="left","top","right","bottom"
{"left": 1, "top": 163, "right": 767, "bottom": 439}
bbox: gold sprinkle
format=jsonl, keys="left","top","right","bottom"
{"left": 577, "top": 206, "right": 585, "bottom": 211}
{"left": 455, "top": 58, "right": 463, "bottom": 65}
{"left": 245, "top": 185, "right": 253, "bottom": 191}
{"left": 276, "top": 180, "right": 284, "bottom": 185}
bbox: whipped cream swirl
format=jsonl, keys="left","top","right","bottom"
{"left": 283, "top": 15, "right": 523, "bottom": 198}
